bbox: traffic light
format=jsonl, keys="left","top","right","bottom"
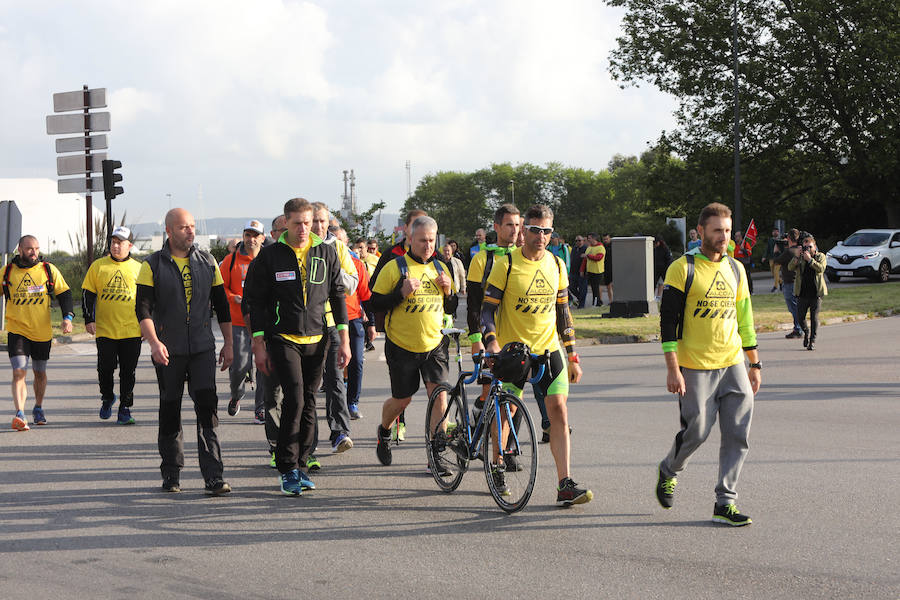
{"left": 102, "top": 159, "right": 123, "bottom": 201}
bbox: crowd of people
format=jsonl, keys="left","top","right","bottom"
{"left": 4, "top": 199, "right": 829, "bottom": 523}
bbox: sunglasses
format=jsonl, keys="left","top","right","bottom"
{"left": 525, "top": 225, "right": 554, "bottom": 236}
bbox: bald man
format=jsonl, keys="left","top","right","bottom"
{"left": 136, "top": 208, "right": 234, "bottom": 495}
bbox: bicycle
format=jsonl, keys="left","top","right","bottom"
{"left": 424, "top": 328, "right": 545, "bottom": 513}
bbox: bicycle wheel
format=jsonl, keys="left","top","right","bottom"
{"left": 482, "top": 392, "right": 538, "bottom": 513}
{"left": 425, "top": 382, "right": 469, "bottom": 492}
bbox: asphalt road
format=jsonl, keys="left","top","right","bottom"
{"left": 1, "top": 316, "right": 898, "bottom": 599}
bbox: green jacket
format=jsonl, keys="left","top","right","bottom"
{"left": 788, "top": 251, "right": 828, "bottom": 297}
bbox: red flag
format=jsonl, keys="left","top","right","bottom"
{"left": 743, "top": 218, "right": 758, "bottom": 251}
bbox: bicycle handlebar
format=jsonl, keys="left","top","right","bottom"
{"left": 465, "top": 350, "right": 550, "bottom": 385}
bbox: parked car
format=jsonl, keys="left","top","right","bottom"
{"left": 824, "top": 229, "right": 900, "bottom": 283}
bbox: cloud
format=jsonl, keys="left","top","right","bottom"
{"left": 109, "top": 88, "right": 162, "bottom": 126}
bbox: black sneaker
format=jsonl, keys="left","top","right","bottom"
{"left": 205, "top": 478, "right": 232, "bottom": 496}
{"left": 785, "top": 331, "right": 802, "bottom": 339}
{"left": 430, "top": 448, "right": 451, "bottom": 477}
{"left": 161, "top": 476, "right": 181, "bottom": 493}
{"left": 802, "top": 332, "right": 809, "bottom": 348}
{"left": 540, "top": 427, "right": 550, "bottom": 444}
{"left": 491, "top": 466, "right": 511, "bottom": 496}
{"left": 227, "top": 397, "right": 240, "bottom": 416}
{"left": 376, "top": 425, "right": 392, "bottom": 465}
{"left": 712, "top": 503, "right": 752, "bottom": 526}
{"left": 556, "top": 477, "right": 593, "bottom": 506}
{"left": 504, "top": 453, "right": 523, "bottom": 472}
{"left": 655, "top": 466, "right": 676, "bottom": 509}
{"left": 807, "top": 340, "right": 815, "bottom": 351}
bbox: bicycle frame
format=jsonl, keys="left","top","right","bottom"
{"left": 437, "top": 329, "right": 545, "bottom": 464}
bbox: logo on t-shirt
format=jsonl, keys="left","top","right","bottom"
{"left": 705, "top": 271, "right": 735, "bottom": 299}
{"left": 404, "top": 274, "right": 442, "bottom": 313}
{"left": 13, "top": 273, "right": 46, "bottom": 304}
{"left": 101, "top": 270, "right": 133, "bottom": 301}
{"left": 515, "top": 269, "right": 555, "bottom": 314}
{"left": 692, "top": 269, "right": 737, "bottom": 320}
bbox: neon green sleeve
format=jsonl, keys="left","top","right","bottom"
{"left": 736, "top": 297, "right": 757, "bottom": 348}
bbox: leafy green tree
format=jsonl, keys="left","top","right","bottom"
{"left": 607, "top": 0, "right": 900, "bottom": 225}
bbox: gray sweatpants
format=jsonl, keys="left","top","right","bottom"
{"left": 660, "top": 362, "right": 754, "bottom": 505}
{"left": 230, "top": 327, "right": 265, "bottom": 412}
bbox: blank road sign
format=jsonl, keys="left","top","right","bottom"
{"left": 46, "top": 112, "right": 111, "bottom": 135}
{"left": 57, "top": 153, "right": 107, "bottom": 176}
{"left": 58, "top": 177, "right": 105, "bottom": 194}
{"left": 0, "top": 200, "right": 23, "bottom": 253}
{"left": 55, "top": 134, "right": 108, "bottom": 153}
{"left": 53, "top": 88, "right": 107, "bottom": 112}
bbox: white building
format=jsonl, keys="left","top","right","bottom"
{"left": 0, "top": 178, "right": 105, "bottom": 255}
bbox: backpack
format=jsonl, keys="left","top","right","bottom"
{"left": 374, "top": 254, "right": 446, "bottom": 332}
{"left": 676, "top": 253, "right": 742, "bottom": 340}
{"left": 2, "top": 261, "right": 55, "bottom": 300}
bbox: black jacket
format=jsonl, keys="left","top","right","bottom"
{"left": 135, "top": 242, "right": 228, "bottom": 355}
{"left": 242, "top": 234, "right": 347, "bottom": 340}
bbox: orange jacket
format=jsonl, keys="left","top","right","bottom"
{"left": 346, "top": 254, "right": 371, "bottom": 321}
{"left": 219, "top": 250, "right": 255, "bottom": 328}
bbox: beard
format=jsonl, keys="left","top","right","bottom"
{"left": 19, "top": 254, "right": 39, "bottom": 268}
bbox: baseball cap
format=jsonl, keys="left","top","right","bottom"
{"left": 244, "top": 219, "right": 264, "bottom": 234}
{"left": 111, "top": 226, "right": 132, "bottom": 241}
{"left": 550, "top": 232, "right": 560, "bottom": 239}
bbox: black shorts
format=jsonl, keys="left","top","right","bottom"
{"left": 385, "top": 336, "right": 449, "bottom": 399}
{"left": 7, "top": 332, "right": 51, "bottom": 361}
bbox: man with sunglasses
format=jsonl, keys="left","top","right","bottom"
{"left": 482, "top": 205, "right": 593, "bottom": 507}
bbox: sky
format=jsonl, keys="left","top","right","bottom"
{"left": 0, "top": 0, "right": 677, "bottom": 225}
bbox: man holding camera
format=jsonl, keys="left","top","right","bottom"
{"left": 788, "top": 235, "right": 827, "bottom": 351}
{"left": 774, "top": 229, "right": 804, "bottom": 338}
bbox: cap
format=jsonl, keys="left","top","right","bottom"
{"left": 111, "top": 226, "right": 132, "bottom": 241}
{"left": 550, "top": 231, "right": 560, "bottom": 239}
{"left": 244, "top": 219, "right": 264, "bottom": 234}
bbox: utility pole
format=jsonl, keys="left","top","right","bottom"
{"left": 732, "top": 0, "right": 742, "bottom": 232}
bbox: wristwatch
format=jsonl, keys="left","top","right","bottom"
{"left": 748, "top": 362, "right": 762, "bottom": 370}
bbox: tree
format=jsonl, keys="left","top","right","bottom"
{"left": 607, "top": 0, "right": 900, "bottom": 225}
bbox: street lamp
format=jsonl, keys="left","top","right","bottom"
{"left": 509, "top": 179, "right": 515, "bottom": 205}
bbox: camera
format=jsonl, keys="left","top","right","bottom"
{"left": 803, "top": 245, "right": 814, "bottom": 252}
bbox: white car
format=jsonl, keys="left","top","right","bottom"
{"left": 825, "top": 229, "right": 900, "bottom": 283}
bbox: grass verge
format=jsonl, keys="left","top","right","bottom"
{"left": 573, "top": 281, "right": 900, "bottom": 342}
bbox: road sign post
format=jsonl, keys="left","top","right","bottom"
{"left": 0, "top": 200, "right": 23, "bottom": 330}
{"left": 47, "top": 85, "right": 111, "bottom": 264}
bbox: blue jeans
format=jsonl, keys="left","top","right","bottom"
{"left": 346, "top": 319, "right": 365, "bottom": 406}
{"left": 782, "top": 284, "right": 802, "bottom": 333}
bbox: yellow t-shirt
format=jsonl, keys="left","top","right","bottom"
{"left": 4, "top": 262, "right": 70, "bottom": 342}
{"left": 363, "top": 253, "right": 378, "bottom": 277}
{"left": 82, "top": 256, "right": 142, "bottom": 339}
{"left": 585, "top": 244, "right": 606, "bottom": 274}
{"left": 486, "top": 248, "right": 567, "bottom": 353}
{"left": 372, "top": 255, "right": 453, "bottom": 353}
{"left": 466, "top": 246, "right": 514, "bottom": 286}
{"left": 279, "top": 240, "right": 323, "bottom": 346}
{"left": 663, "top": 254, "right": 750, "bottom": 370}
{"left": 136, "top": 254, "right": 224, "bottom": 315}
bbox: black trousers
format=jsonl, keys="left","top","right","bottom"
{"left": 96, "top": 337, "right": 142, "bottom": 406}
{"left": 797, "top": 296, "right": 821, "bottom": 341}
{"left": 154, "top": 350, "right": 223, "bottom": 481}
{"left": 267, "top": 336, "right": 326, "bottom": 474}
{"left": 587, "top": 273, "right": 603, "bottom": 305}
